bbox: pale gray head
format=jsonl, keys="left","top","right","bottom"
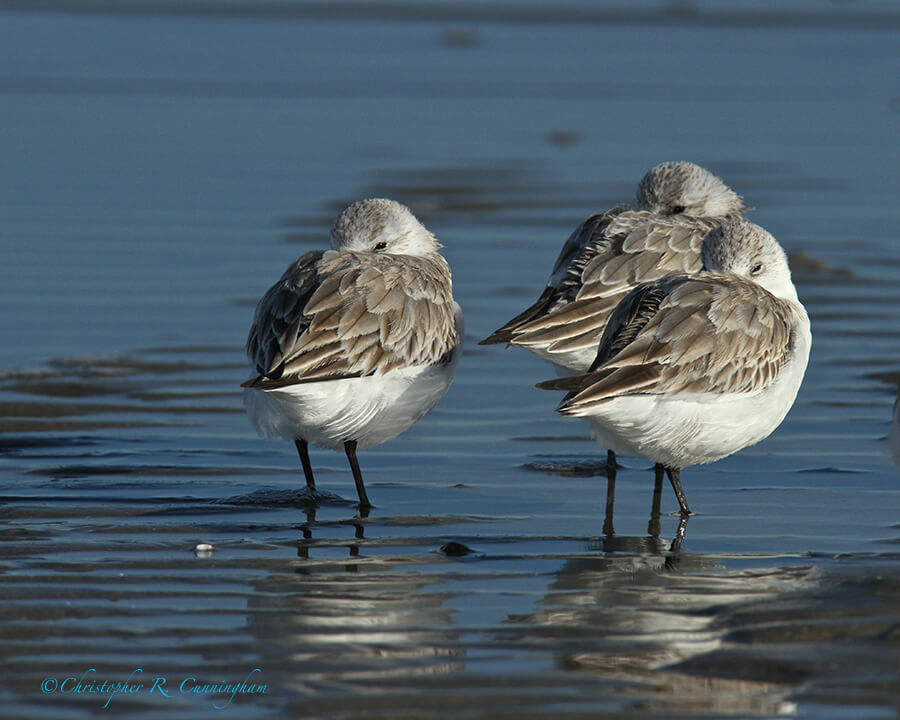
{"left": 636, "top": 161, "right": 745, "bottom": 219}
{"left": 331, "top": 198, "right": 441, "bottom": 256}
{"left": 701, "top": 218, "right": 797, "bottom": 301}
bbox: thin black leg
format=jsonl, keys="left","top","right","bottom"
{"left": 344, "top": 439, "right": 372, "bottom": 509}
{"left": 294, "top": 438, "right": 316, "bottom": 490}
{"left": 602, "top": 463, "right": 616, "bottom": 537}
{"left": 649, "top": 464, "right": 664, "bottom": 537}
{"left": 606, "top": 449, "right": 617, "bottom": 469}
{"left": 671, "top": 513, "right": 689, "bottom": 553}
{"left": 665, "top": 466, "right": 692, "bottom": 516}
{"left": 664, "top": 513, "right": 690, "bottom": 570}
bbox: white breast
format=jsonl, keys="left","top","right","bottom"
{"left": 244, "top": 304, "right": 463, "bottom": 452}
{"left": 587, "top": 309, "right": 811, "bottom": 468}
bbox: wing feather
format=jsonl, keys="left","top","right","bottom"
{"left": 537, "top": 274, "right": 796, "bottom": 412}
{"left": 244, "top": 250, "right": 457, "bottom": 388}
{"left": 478, "top": 206, "right": 628, "bottom": 346}
{"left": 486, "top": 213, "right": 717, "bottom": 358}
{"left": 243, "top": 250, "right": 325, "bottom": 380}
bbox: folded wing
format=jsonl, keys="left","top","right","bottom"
{"left": 537, "top": 274, "right": 796, "bottom": 413}
{"left": 478, "top": 206, "right": 628, "bottom": 346}
{"left": 485, "top": 211, "right": 716, "bottom": 357}
{"left": 244, "top": 251, "right": 458, "bottom": 389}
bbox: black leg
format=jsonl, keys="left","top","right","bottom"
{"left": 665, "top": 466, "right": 692, "bottom": 516}
{"left": 671, "top": 513, "right": 689, "bottom": 553}
{"left": 294, "top": 438, "right": 316, "bottom": 490}
{"left": 606, "top": 449, "right": 617, "bottom": 469}
{"left": 648, "top": 464, "right": 664, "bottom": 537}
{"left": 664, "top": 513, "right": 690, "bottom": 570}
{"left": 602, "top": 461, "right": 616, "bottom": 536}
{"left": 344, "top": 439, "right": 372, "bottom": 509}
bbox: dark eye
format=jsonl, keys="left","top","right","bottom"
{"left": 669, "top": 205, "right": 686, "bottom": 215}
{"left": 750, "top": 263, "right": 763, "bottom": 275}
{"left": 373, "top": 241, "right": 388, "bottom": 252}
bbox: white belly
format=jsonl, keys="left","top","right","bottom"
{"left": 583, "top": 326, "right": 811, "bottom": 468}
{"left": 243, "top": 351, "right": 459, "bottom": 452}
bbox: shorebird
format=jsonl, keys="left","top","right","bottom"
{"left": 481, "top": 161, "right": 747, "bottom": 468}
{"left": 537, "top": 218, "right": 811, "bottom": 515}
{"left": 481, "top": 161, "right": 746, "bottom": 373}
{"left": 243, "top": 198, "right": 463, "bottom": 509}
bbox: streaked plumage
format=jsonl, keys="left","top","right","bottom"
{"left": 243, "top": 198, "right": 462, "bottom": 509}
{"left": 480, "top": 161, "right": 747, "bottom": 374}
{"left": 538, "top": 219, "right": 811, "bottom": 515}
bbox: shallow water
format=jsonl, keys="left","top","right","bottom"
{"left": 1, "top": 3, "right": 899, "bottom": 719}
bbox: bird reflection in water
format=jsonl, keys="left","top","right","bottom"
{"left": 532, "top": 457, "right": 689, "bottom": 565}
{"left": 248, "top": 525, "right": 463, "bottom": 702}
{"left": 296, "top": 505, "right": 370, "bottom": 562}
{"left": 597, "top": 463, "right": 689, "bottom": 571}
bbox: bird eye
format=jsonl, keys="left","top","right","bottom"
{"left": 373, "top": 241, "right": 388, "bottom": 252}
{"left": 669, "top": 205, "right": 686, "bottom": 215}
{"left": 750, "top": 262, "right": 763, "bottom": 275}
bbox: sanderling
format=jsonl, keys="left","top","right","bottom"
{"left": 242, "top": 198, "right": 463, "bottom": 509}
{"left": 537, "top": 218, "right": 811, "bottom": 515}
{"left": 480, "top": 161, "right": 746, "bottom": 374}
{"left": 481, "top": 161, "right": 746, "bottom": 468}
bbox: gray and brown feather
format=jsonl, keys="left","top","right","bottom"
{"left": 481, "top": 210, "right": 724, "bottom": 354}
{"left": 537, "top": 274, "right": 795, "bottom": 410}
{"left": 244, "top": 250, "right": 458, "bottom": 389}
